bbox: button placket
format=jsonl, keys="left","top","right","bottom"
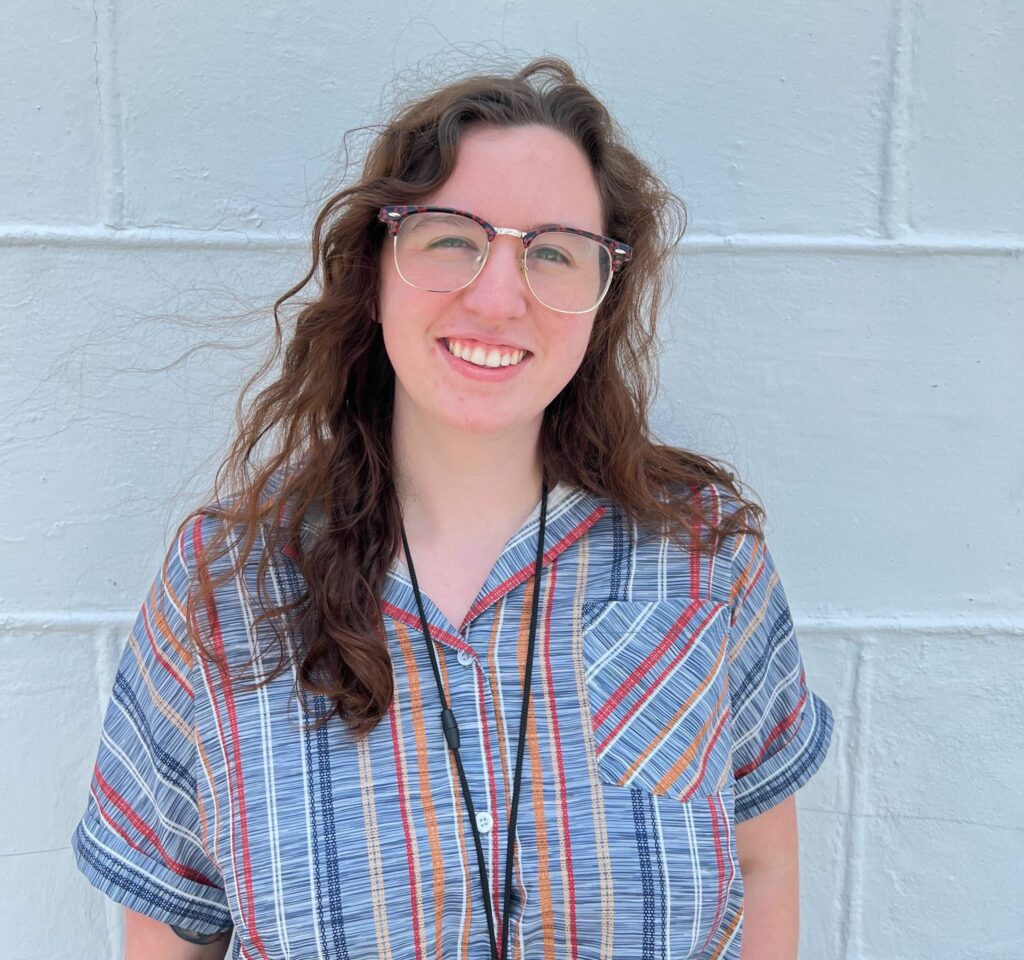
{"left": 453, "top": 599, "right": 535, "bottom": 949}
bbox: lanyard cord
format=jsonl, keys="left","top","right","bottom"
{"left": 400, "top": 479, "right": 548, "bottom": 960}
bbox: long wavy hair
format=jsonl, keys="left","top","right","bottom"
{"left": 186, "top": 56, "right": 763, "bottom": 736}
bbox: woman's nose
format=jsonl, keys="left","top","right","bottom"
{"left": 459, "top": 238, "right": 530, "bottom": 318}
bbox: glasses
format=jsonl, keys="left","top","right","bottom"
{"left": 378, "top": 205, "right": 633, "bottom": 315}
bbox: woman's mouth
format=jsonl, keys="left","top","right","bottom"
{"left": 444, "top": 338, "right": 528, "bottom": 368}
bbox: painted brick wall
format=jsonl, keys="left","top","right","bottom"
{"left": 2, "top": 4, "right": 1021, "bottom": 958}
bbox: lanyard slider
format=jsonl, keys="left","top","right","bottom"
{"left": 441, "top": 708, "right": 461, "bottom": 750}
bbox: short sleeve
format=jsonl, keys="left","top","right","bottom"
{"left": 726, "top": 529, "right": 833, "bottom": 822}
{"left": 71, "top": 529, "right": 232, "bottom": 934}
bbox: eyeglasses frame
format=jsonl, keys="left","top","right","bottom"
{"left": 377, "top": 205, "right": 634, "bottom": 315}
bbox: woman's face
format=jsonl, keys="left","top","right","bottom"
{"left": 378, "top": 123, "right": 605, "bottom": 445}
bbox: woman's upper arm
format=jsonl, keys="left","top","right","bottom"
{"left": 124, "top": 908, "right": 231, "bottom": 960}
{"left": 726, "top": 528, "right": 834, "bottom": 822}
{"left": 734, "top": 793, "right": 799, "bottom": 873}
{"left": 71, "top": 524, "right": 232, "bottom": 939}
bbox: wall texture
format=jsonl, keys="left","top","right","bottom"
{"left": 2, "top": 3, "right": 1021, "bottom": 958}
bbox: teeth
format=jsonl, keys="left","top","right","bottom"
{"left": 446, "top": 339, "right": 526, "bottom": 369}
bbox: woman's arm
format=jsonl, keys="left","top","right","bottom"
{"left": 124, "top": 908, "right": 231, "bottom": 960}
{"left": 734, "top": 794, "right": 800, "bottom": 960}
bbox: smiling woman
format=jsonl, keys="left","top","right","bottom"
{"left": 71, "top": 57, "right": 832, "bottom": 960}
{"left": 379, "top": 125, "right": 610, "bottom": 441}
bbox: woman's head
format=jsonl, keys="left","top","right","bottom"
{"left": 196, "top": 57, "right": 757, "bottom": 736}
{"left": 271, "top": 56, "right": 684, "bottom": 480}
{"left": 379, "top": 123, "right": 609, "bottom": 443}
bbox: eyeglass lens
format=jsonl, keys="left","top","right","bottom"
{"left": 393, "top": 211, "right": 612, "bottom": 313}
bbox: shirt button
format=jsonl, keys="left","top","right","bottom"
{"left": 456, "top": 649, "right": 474, "bottom": 667}
{"left": 475, "top": 811, "right": 493, "bottom": 834}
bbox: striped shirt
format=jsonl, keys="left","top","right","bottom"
{"left": 72, "top": 480, "right": 833, "bottom": 959}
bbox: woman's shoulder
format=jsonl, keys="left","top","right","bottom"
{"left": 588, "top": 470, "right": 762, "bottom": 543}
{"left": 183, "top": 463, "right": 320, "bottom": 556}
{"left": 142, "top": 482, "right": 293, "bottom": 642}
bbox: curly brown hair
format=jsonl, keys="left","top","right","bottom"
{"left": 185, "top": 56, "right": 763, "bottom": 736}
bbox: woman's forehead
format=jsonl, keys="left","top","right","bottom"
{"left": 422, "top": 124, "right": 604, "bottom": 232}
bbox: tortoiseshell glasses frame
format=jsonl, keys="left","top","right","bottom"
{"left": 377, "top": 205, "right": 634, "bottom": 315}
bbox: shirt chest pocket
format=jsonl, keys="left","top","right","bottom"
{"left": 582, "top": 597, "right": 733, "bottom": 801}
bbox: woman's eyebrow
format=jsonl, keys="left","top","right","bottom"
{"left": 405, "top": 212, "right": 475, "bottom": 231}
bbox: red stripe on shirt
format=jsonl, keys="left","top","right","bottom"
{"left": 689, "top": 483, "right": 702, "bottom": 600}
{"left": 382, "top": 601, "right": 470, "bottom": 653}
{"left": 389, "top": 698, "right": 425, "bottom": 960}
{"left": 700, "top": 792, "right": 730, "bottom": 956}
{"left": 540, "top": 558, "right": 579, "bottom": 960}
{"left": 734, "top": 680, "right": 808, "bottom": 780}
{"left": 596, "top": 604, "right": 718, "bottom": 754}
{"left": 192, "top": 520, "right": 272, "bottom": 960}
{"left": 591, "top": 600, "right": 704, "bottom": 730}
{"left": 678, "top": 704, "right": 731, "bottom": 802}
{"left": 92, "top": 767, "right": 215, "bottom": 887}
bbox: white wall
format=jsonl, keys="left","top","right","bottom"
{"left": 2, "top": 3, "right": 1021, "bottom": 958}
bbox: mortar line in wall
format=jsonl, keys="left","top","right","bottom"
{"left": 838, "top": 644, "right": 871, "bottom": 960}
{"left": 92, "top": 0, "right": 125, "bottom": 227}
{"left": 0, "top": 611, "right": 133, "bottom": 631}
{"left": 795, "top": 614, "right": 1024, "bottom": 637}
{"left": 878, "top": 0, "right": 915, "bottom": 238}
{"left": 680, "top": 233, "right": 1023, "bottom": 257}
{"left": 1, "top": 223, "right": 1021, "bottom": 257}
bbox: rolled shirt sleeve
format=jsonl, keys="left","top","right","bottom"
{"left": 71, "top": 527, "right": 232, "bottom": 934}
{"left": 726, "top": 527, "right": 833, "bottom": 822}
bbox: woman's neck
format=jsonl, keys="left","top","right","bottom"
{"left": 392, "top": 414, "right": 545, "bottom": 545}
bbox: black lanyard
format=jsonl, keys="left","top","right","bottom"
{"left": 400, "top": 479, "right": 548, "bottom": 960}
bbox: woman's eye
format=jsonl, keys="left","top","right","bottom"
{"left": 429, "top": 235, "right": 476, "bottom": 250}
{"left": 529, "top": 244, "right": 572, "bottom": 265}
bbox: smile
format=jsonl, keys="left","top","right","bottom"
{"left": 444, "top": 338, "right": 528, "bottom": 368}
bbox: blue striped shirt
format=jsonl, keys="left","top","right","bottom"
{"left": 73, "top": 480, "right": 833, "bottom": 958}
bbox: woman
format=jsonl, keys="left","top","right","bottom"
{"left": 73, "top": 58, "right": 833, "bottom": 959}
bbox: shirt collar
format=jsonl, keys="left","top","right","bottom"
{"left": 383, "top": 480, "right": 604, "bottom": 642}
{"left": 285, "top": 480, "right": 604, "bottom": 647}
